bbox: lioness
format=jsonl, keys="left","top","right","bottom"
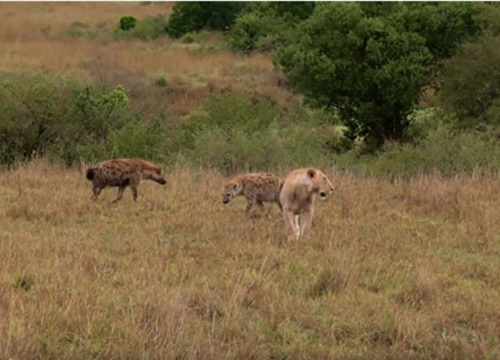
{"left": 280, "top": 168, "right": 334, "bottom": 241}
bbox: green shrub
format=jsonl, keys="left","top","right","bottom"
{"left": 119, "top": 15, "right": 137, "bottom": 31}
{"left": 167, "top": 2, "right": 246, "bottom": 38}
{"left": 228, "top": 12, "right": 290, "bottom": 53}
{"left": 438, "top": 35, "right": 500, "bottom": 128}
{"left": 181, "top": 33, "right": 195, "bottom": 44}
{"left": 154, "top": 74, "right": 168, "bottom": 88}
{"left": 128, "top": 15, "right": 168, "bottom": 40}
{"left": 176, "top": 91, "right": 340, "bottom": 174}
{"left": 346, "top": 125, "right": 500, "bottom": 178}
{"left": 0, "top": 72, "right": 168, "bottom": 167}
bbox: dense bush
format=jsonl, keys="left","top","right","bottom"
{"left": 228, "top": 2, "right": 314, "bottom": 53}
{"left": 167, "top": 2, "right": 246, "bottom": 38}
{"left": 115, "top": 15, "right": 168, "bottom": 40}
{"left": 273, "top": 2, "right": 483, "bottom": 149}
{"left": 438, "top": 35, "right": 500, "bottom": 128}
{"left": 0, "top": 72, "right": 167, "bottom": 167}
{"left": 119, "top": 16, "right": 137, "bottom": 31}
{"left": 337, "top": 125, "right": 500, "bottom": 178}
{"left": 175, "top": 92, "right": 342, "bottom": 174}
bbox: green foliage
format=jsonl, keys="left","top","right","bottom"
{"left": 119, "top": 15, "right": 137, "bottom": 31}
{"left": 342, "top": 126, "right": 500, "bottom": 178}
{"left": 273, "top": 2, "right": 483, "bottom": 149}
{"left": 176, "top": 91, "right": 339, "bottom": 174}
{"left": 154, "top": 74, "right": 168, "bottom": 88}
{"left": 110, "top": 119, "right": 166, "bottom": 161}
{"left": 396, "top": 3, "right": 482, "bottom": 60}
{"left": 115, "top": 15, "right": 168, "bottom": 40}
{"left": 438, "top": 35, "right": 500, "bottom": 128}
{"left": 128, "top": 14, "right": 168, "bottom": 40}
{"left": 0, "top": 72, "right": 166, "bottom": 166}
{"left": 181, "top": 33, "right": 195, "bottom": 44}
{"left": 167, "top": 2, "right": 246, "bottom": 38}
{"left": 228, "top": 3, "right": 312, "bottom": 53}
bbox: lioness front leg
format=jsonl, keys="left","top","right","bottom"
{"left": 283, "top": 210, "right": 300, "bottom": 241}
{"left": 299, "top": 208, "right": 314, "bottom": 239}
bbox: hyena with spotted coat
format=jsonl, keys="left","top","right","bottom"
{"left": 86, "top": 159, "right": 166, "bottom": 202}
{"left": 222, "top": 172, "right": 283, "bottom": 217}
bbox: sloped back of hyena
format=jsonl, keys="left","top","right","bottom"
{"left": 86, "top": 159, "right": 166, "bottom": 203}
{"left": 280, "top": 168, "right": 334, "bottom": 241}
{"left": 222, "top": 172, "right": 283, "bottom": 217}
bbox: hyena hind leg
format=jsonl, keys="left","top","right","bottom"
{"left": 112, "top": 186, "right": 127, "bottom": 203}
{"left": 130, "top": 184, "right": 138, "bottom": 202}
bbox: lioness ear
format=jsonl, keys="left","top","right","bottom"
{"left": 307, "top": 169, "right": 315, "bottom": 178}
{"left": 233, "top": 184, "right": 238, "bottom": 190}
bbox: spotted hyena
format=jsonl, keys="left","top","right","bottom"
{"left": 280, "top": 168, "right": 334, "bottom": 241}
{"left": 222, "top": 172, "right": 283, "bottom": 217}
{"left": 86, "top": 158, "right": 166, "bottom": 202}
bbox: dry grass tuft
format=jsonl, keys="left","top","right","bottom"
{"left": 1, "top": 160, "right": 499, "bottom": 358}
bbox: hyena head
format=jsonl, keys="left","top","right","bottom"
{"left": 222, "top": 179, "right": 243, "bottom": 204}
{"left": 142, "top": 168, "right": 167, "bottom": 185}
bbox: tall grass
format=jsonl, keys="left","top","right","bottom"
{"left": 0, "top": 160, "right": 499, "bottom": 359}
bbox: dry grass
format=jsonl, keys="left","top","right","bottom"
{"left": 0, "top": 2, "right": 297, "bottom": 118}
{"left": 0, "top": 160, "right": 499, "bottom": 359}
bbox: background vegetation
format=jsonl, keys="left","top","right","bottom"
{"left": 0, "top": 3, "right": 499, "bottom": 359}
{"left": 1, "top": 2, "right": 500, "bottom": 176}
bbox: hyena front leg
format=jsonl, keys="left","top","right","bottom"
{"left": 245, "top": 194, "right": 258, "bottom": 217}
{"left": 91, "top": 184, "right": 103, "bottom": 201}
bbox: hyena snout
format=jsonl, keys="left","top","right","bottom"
{"left": 223, "top": 194, "right": 232, "bottom": 204}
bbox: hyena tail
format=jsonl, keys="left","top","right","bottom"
{"left": 86, "top": 168, "right": 96, "bottom": 181}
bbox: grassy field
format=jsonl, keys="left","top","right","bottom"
{"left": 0, "top": 160, "right": 499, "bottom": 359}
{"left": 1, "top": 2, "right": 499, "bottom": 359}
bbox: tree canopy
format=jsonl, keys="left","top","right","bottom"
{"left": 273, "top": 2, "right": 482, "bottom": 148}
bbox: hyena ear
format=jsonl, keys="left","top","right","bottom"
{"left": 307, "top": 168, "right": 315, "bottom": 178}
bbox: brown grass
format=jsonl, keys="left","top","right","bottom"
{"left": 0, "top": 2, "right": 297, "bottom": 117}
{"left": 0, "top": 160, "right": 499, "bottom": 359}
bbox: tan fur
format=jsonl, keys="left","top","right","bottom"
{"left": 280, "top": 168, "right": 334, "bottom": 241}
{"left": 86, "top": 158, "right": 166, "bottom": 203}
{"left": 222, "top": 172, "right": 283, "bottom": 217}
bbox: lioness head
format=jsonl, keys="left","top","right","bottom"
{"left": 307, "top": 168, "right": 334, "bottom": 200}
{"left": 222, "top": 181, "right": 242, "bottom": 204}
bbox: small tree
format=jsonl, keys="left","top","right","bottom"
{"left": 439, "top": 35, "right": 500, "bottom": 127}
{"left": 167, "top": 2, "right": 246, "bottom": 38}
{"left": 119, "top": 16, "right": 137, "bottom": 31}
{"left": 274, "top": 3, "right": 432, "bottom": 148}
